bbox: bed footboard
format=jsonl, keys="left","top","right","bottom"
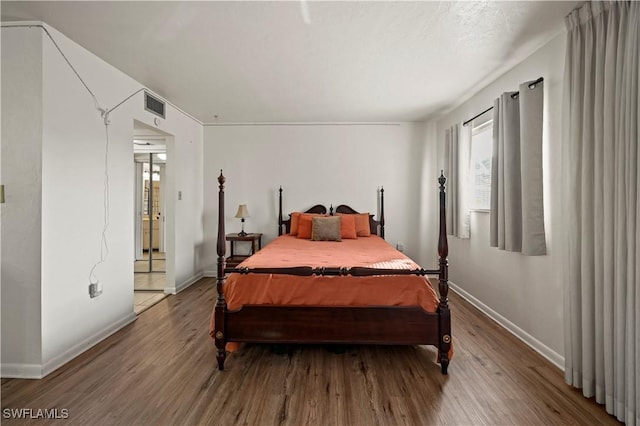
{"left": 226, "top": 305, "right": 440, "bottom": 345}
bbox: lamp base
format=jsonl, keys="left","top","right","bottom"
{"left": 238, "top": 217, "right": 248, "bottom": 236}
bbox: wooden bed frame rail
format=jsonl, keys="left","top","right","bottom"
{"left": 214, "top": 171, "right": 451, "bottom": 374}
{"left": 225, "top": 265, "right": 442, "bottom": 277}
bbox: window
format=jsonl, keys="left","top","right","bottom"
{"left": 469, "top": 120, "right": 493, "bottom": 211}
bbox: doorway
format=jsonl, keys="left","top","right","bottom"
{"left": 133, "top": 123, "right": 169, "bottom": 314}
{"left": 134, "top": 154, "right": 165, "bottom": 273}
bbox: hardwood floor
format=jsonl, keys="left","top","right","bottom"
{"left": 133, "top": 291, "right": 167, "bottom": 315}
{"left": 1, "top": 278, "right": 619, "bottom": 425}
{"left": 134, "top": 272, "right": 166, "bottom": 291}
{"left": 134, "top": 250, "right": 166, "bottom": 274}
{"left": 133, "top": 265, "right": 167, "bottom": 314}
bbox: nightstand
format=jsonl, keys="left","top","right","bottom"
{"left": 225, "top": 233, "right": 263, "bottom": 268}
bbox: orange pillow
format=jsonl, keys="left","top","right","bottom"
{"left": 297, "top": 214, "right": 314, "bottom": 239}
{"left": 340, "top": 214, "right": 357, "bottom": 239}
{"left": 291, "top": 212, "right": 325, "bottom": 235}
{"left": 353, "top": 213, "right": 371, "bottom": 237}
{"left": 338, "top": 213, "right": 371, "bottom": 237}
{"left": 290, "top": 212, "right": 301, "bottom": 235}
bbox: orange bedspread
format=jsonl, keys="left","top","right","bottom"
{"left": 209, "top": 236, "right": 442, "bottom": 336}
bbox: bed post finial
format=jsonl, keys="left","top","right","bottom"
{"left": 379, "top": 186, "right": 385, "bottom": 239}
{"left": 329, "top": 204, "right": 334, "bottom": 216}
{"left": 215, "top": 170, "right": 227, "bottom": 370}
{"left": 217, "top": 171, "right": 226, "bottom": 256}
{"left": 278, "top": 186, "right": 283, "bottom": 236}
{"left": 437, "top": 172, "right": 448, "bottom": 303}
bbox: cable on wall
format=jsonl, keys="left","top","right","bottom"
{"left": 1, "top": 22, "right": 166, "bottom": 298}
{"left": 2, "top": 23, "right": 203, "bottom": 125}
{"left": 109, "top": 88, "right": 146, "bottom": 114}
{"left": 88, "top": 123, "right": 111, "bottom": 293}
{"left": 39, "top": 25, "right": 104, "bottom": 113}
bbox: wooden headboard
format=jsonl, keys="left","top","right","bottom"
{"left": 277, "top": 187, "right": 385, "bottom": 238}
{"left": 279, "top": 203, "right": 327, "bottom": 235}
{"left": 333, "top": 204, "right": 384, "bottom": 238}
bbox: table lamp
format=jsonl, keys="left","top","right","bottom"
{"left": 235, "top": 204, "right": 250, "bottom": 236}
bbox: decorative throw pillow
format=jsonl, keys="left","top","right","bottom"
{"left": 297, "top": 214, "right": 314, "bottom": 239}
{"left": 290, "top": 212, "right": 301, "bottom": 235}
{"left": 293, "top": 213, "right": 325, "bottom": 237}
{"left": 311, "top": 216, "right": 342, "bottom": 241}
{"left": 354, "top": 213, "right": 372, "bottom": 237}
{"left": 339, "top": 213, "right": 371, "bottom": 237}
{"left": 339, "top": 214, "right": 357, "bottom": 239}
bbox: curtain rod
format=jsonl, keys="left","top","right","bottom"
{"left": 462, "top": 77, "right": 544, "bottom": 127}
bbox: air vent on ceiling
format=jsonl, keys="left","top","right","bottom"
{"left": 144, "top": 91, "right": 165, "bottom": 119}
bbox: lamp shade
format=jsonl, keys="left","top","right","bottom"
{"left": 234, "top": 204, "right": 250, "bottom": 219}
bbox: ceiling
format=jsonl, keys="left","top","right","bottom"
{"left": 1, "top": 1, "right": 577, "bottom": 124}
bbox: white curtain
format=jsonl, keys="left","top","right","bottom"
{"left": 562, "top": 2, "right": 639, "bottom": 425}
{"left": 490, "top": 79, "right": 546, "bottom": 255}
{"left": 444, "top": 123, "right": 470, "bottom": 239}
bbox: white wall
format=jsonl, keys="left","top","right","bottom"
{"left": 170, "top": 127, "right": 205, "bottom": 291}
{"left": 202, "top": 123, "right": 441, "bottom": 274}
{"left": 431, "top": 32, "right": 567, "bottom": 367}
{"left": 1, "top": 25, "right": 44, "bottom": 376}
{"left": 1, "top": 22, "right": 204, "bottom": 378}
{"left": 414, "top": 122, "right": 440, "bottom": 268}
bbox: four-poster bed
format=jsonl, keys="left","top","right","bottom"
{"left": 212, "top": 171, "right": 451, "bottom": 374}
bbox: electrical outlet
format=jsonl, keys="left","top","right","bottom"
{"left": 89, "top": 282, "right": 103, "bottom": 298}
{"left": 396, "top": 242, "right": 404, "bottom": 252}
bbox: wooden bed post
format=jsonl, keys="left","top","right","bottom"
{"left": 380, "top": 187, "right": 385, "bottom": 239}
{"left": 215, "top": 170, "right": 228, "bottom": 370}
{"left": 278, "top": 186, "right": 283, "bottom": 236}
{"left": 437, "top": 171, "right": 451, "bottom": 374}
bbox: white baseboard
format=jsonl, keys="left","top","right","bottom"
{"left": 203, "top": 270, "right": 216, "bottom": 278}
{"left": 41, "top": 312, "right": 137, "bottom": 378}
{"left": 2, "top": 313, "right": 137, "bottom": 379}
{"left": 1, "top": 363, "right": 43, "bottom": 379}
{"left": 449, "top": 281, "right": 564, "bottom": 371}
{"left": 168, "top": 271, "right": 204, "bottom": 294}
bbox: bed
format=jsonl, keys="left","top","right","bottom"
{"left": 211, "top": 171, "right": 451, "bottom": 374}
